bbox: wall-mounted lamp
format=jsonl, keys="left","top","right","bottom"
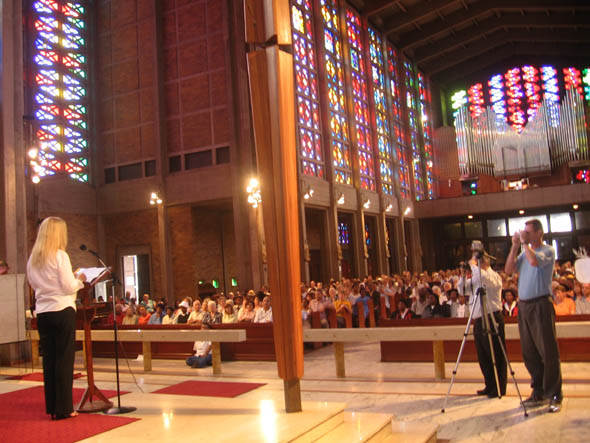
{"left": 336, "top": 192, "right": 345, "bottom": 205}
{"left": 150, "top": 192, "right": 163, "bottom": 205}
{"left": 385, "top": 203, "right": 393, "bottom": 212}
{"left": 302, "top": 184, "right": 314, "bottom": 200}
{"left": 247, "top": 177, "right": 261, "bottom": 208}
{"left": 403, "top": 207, "right": 411, "bottom": 216}
{"left": 467, "top": 215, "right": 473, "bottom": 219}
{"left": 363, "top": 199, "right": 371, "bottom": 209}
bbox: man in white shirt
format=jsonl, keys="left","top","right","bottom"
{"left": 254, "top": 296, "right": 273, "bottom": 323}
{"left": 185, "top": 323, "right": 212, "bottom": 368}
{"left": 460, "top": 254, "right": 506, "bottom": 398}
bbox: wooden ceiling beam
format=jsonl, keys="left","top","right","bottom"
{"left": 394, "top": 0, "right": 590, "bottom": 49}
{"left": 422, "top": 28, "right": 590, "bottom": 75}
{"left": 415, "top": 12, "right": 590, "bottom": 64}
{"left": 383, "top": 0, "right": 461, "bottom": 34}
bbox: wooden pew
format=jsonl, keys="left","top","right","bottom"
{"left": 303, "top": 320, "right": 590, "bottom": 379}
{"left": 28, "top": 328, "right": 246, "bottom": 375}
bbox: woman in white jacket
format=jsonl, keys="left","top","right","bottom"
{"left": 27, "top": 217, "right": 86, "bottom": 420}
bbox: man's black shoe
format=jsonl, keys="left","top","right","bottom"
{"left": 476, "top": 388, "right": 489, "bottom": 396}
{"left": 522, "top": 394, "right": 544, "bottom": 406}
{"left": 548, "top": 395, "right": 562, "bottom": 413}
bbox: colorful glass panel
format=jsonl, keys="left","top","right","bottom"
{"left": 404, "top": 61, "right": 424, "bottom": 201}
{"left": 368, "top": 27, "right": 395, "bottom": 196}
{"left": 505, "top": 67, "right": 526, "bottom": 133}
{"left": 345, "top": 9, "right": 374, "bottom": 191}
{"left": 31, "top": 0, "right": 89, "bottom": 182}
{"left": 386, "top": 44, "right": 410, "bottom": 199}
{"left": 418, "top": 72, "right": 434, "bottom": 199}
{"left": 320, "top": 0, "right": 352, "bottom": 184}
{"left": 291, "top": 0, "right": 325, "bottom": 178}
{"left": 583, "top": 68, "right": 590, "bottom": 102}
{"left": 563, "top": 67, "right": 583, "bottom": 98}
{"left": 338, "top": 222, "right": 350, "bottom": 245}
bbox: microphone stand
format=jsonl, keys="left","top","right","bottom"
{"left": 81, "top": 246, "right": 136, "bottom": 414}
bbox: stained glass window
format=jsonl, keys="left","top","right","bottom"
{"left": 404, "top": 61, "right": 424, "bottom": 201}
{"left": 368, "top": 27, "right": 395, "bottom": 196}
{"left": 417, "top": 72, "right": 434, "bottom": 199}
{"left": 387, "top": 45, "right": 410, "bottom": 199}
{"left": 563, "top": 67, "right": 584, "bottom": 98}
{"left": 320, "top": 0, "right": 352, "bottom": 185}
{"left": 31, "top": 0, "right": 90, "bottom": 183}
{"left": 338, "top": 222, "right": 350, "bottom": 245}
{"left": 291, "top": 0, "right": 325, "bottom": 179}
{"left": 345, "top": 9, "right": 375, "bottom": 191}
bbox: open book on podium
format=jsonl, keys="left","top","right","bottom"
{"left": 76, "top": 266, "right": 114, "bottom": 412}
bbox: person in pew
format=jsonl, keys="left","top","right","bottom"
{"left": 453, "top": 294, "right": 469, "bottom": 318}
{"left": 410, "top": 287, "right": 428, "bottom": 317}
{"left": 106, "top": 304, "right": 124, "bottom": 326}
{"left": 122, "top": 306, "right": 138, "bottom": 325}
{"left": 185, "top": 323, "right": 213, "bottom": 368}
{"left": 137, "top": 305, "right": 151, "bottom": 325}
{"left": 188, "top": 300, "right": 203, "bottom": 324}
{"left": 301, "top": 299, "right": 312, "bottom": 329}
{"left": 140, "top": 293, "right": 155, "bottom": 313}
{"left": 254, "top": 296, "right": 273, "bottom": 323}
{"left": 502, "top": 288, "right": 519, "bottom": 317}
{"left": 421, "top": 290, "right": 444, "bottom": 319}
{"left": 310, "top": 288, "right": 332, "bottom": 328}
{"left": 355, "top": 286, "right": 371, "bottom": 327}
{"left": 222, "top": 302, "right": 238, "bottom": 323}
{"left": 217, "top": 295, "right": 227, "bottom": 314}
{"left": 148, "top": 303, "right": 165, "bottom": 324}
{"left": 553, "top": 285, "right": 575, "bottom": 316}
{"left": 202, "top": 300, "right": 222, "bottom": 324}
{"left": 162, "top": 306, "right": 175, "bottom": 325}
{"left": 333, "top": 287, "right": 352, "bottom": 328}
{"left": 175, "top": 301, "right": 190, "bottom": 324}
{"left": 367, "top": 282, "right": 382, "bottom": 322}
{"left": 575, "top": 283, "right": 590, "bottom": 314}
{"left": 238, "top": 300, "right": 256, "bottom": 322}
{"left": 392, "top": 299, "right": 414, "bottom": 320}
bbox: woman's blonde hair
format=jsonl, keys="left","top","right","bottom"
{"left": 29, "top": 217, "right": 68, "bottom": 267}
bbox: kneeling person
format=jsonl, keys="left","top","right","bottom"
{"left": 185, "top": 323, "right": 212, "bottom": 368}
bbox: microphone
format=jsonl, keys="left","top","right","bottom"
{"left": 80, "top": 244, "right": 100, "bottom": 258}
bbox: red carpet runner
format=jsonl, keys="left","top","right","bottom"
{"left": 7, "top": 372, "right": 85, "bottom": 382}
{"left": 153, "top": 380, "right": 265, "bottom": 398}
{"left": 0, "top": 386, "right": 138, "bottom": 443}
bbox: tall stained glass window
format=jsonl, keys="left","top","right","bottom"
{"left": 386, "top": 45, "right": 410, "bottom": 199}
{"left": 291, "top": 0, "right": 324, "bottom": 178}
{"left": 31, "top": 0, "right": 90, "bottom": 183}
{"left": 345, "top": 9, "right": 375, "bottom": 191}
{"left": 368, "top": 27, "right": 394, "bottom": 196}
{"left": 417, "top": 72, "right": 434, "bottom": 199}
{"left": 404, "top": 61, "right": 424, "bottom": 200}
{"left": 320, "top": 0, "right": 352, "bottom": 185}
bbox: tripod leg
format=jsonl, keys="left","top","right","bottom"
{"left": 441, "top": 305, "right": 477, "bottom": 413}
{"left": 487, "top": 312, "right": 529, "bottom": 417}
{"left": 481, "top": 301, "right": 501, "bottom": 399}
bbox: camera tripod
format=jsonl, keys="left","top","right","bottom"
{"left": 441, "top": 258, "right": 528, "bottom": 417}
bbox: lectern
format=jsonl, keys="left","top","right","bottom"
{"left": 76, "top": 269, "right": 113, "bottom": 412}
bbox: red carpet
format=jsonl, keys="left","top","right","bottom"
{"left": 7, "top": 372, "right": 85, "bottom": 381}
{"left": 153, "top": 380, "right": 265, "bottom": 398}
{"left": 0, "top": 386, "right": 138, "bottom": 443}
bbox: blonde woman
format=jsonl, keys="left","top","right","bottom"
{"left": 27, "top": 217, "right": 86, "bottom": 420}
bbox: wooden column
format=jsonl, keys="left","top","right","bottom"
{"left": 245, "top": 0, "right": 304, "bottom": 413}
{"left": 142, "top": 341, "right": 152, "bottom": 372}
{"left": 211, "top": 342, "right": 222, "bottom": 375}
{"left": 433, "top": 340, "right": 446, "bottom": 380}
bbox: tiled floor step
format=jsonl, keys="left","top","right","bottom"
{"left": 313, "top": 411, "right": 394, "bottom": 443}
{"left": 377, "top": 421, "right": 438, "bottom": 443}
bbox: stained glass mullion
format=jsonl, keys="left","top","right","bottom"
{"left": 31, "top": 0, "right": 90, "bottom": 183}
{"left": 319, "top": 0, "right": 352, "bottom": 186}
{"left": 291, "top": 0, "right": 325, "bottom": 179}
{"left": 344, "top": 8, "right": 375, "bottom": 192}
{"left": 367, "top": 27, "right": 395, "bottom": 197}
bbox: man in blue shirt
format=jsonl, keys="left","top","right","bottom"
{"left": 505, "top": 219, "right": 562, "bottom": 412}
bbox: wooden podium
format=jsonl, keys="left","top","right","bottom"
{"left": 76, "top": 269, "right": 114, "bottom": 413}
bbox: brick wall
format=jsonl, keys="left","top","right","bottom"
{"left": 163, "top": 0, "right": 230, "bottom": 157}
{"left": 169, "top": 204, "right": 197, "bottom": 301}
{"left": 98, "top": 0, "right": 157, "bottom": 174}
{"left": 103, "top": 209, "right": 161, "bottom": 299}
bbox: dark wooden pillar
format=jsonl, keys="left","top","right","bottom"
{"left": 245, "top": 0, "right": 304, "bottom": 413}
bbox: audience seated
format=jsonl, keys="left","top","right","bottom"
{"left": 122, "top": 307, "right": 138, "bottom": 325}
{"left": 502, "top": 288, "right": 518, "bottom": 317}
{"left": 187, "top": 300, "right": 202, "bottom": 324}
{"left": 202, "top": 300, "right": 222, "bottom": 324}
{"left": 576, "top": 283, "right": 590, "bottom": 314}
{"left": 238, "top": 300, "right": 256, "bottom": 322}
{"left": 162, "top": 306, "right": 175, "bottom": 324}
{"left": 392, "top": 299, "right": 414, "bottom": 320}
{"left": 553, "top": 284, "right": 575, "bottom": 315}
{"left": 175, "top": 301, "right": 190, "bottom": 324}
{"left": 148, "top": 303, "right": 165, "bottom": 324}
{"left": 222, "top": 303, "right": 238, "bottom": 323}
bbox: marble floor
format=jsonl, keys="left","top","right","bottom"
{"left": 2, "top": 342, "right": 589, "bottom": 442}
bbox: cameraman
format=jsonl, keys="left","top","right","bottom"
{"left": 458, "top": 249, "right": 506, "bottom": 398}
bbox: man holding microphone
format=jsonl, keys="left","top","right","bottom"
{"left": 505, "top": 219, "right": 562, "bottom": 413}
{"left": 459, "top": 242, "right": 506, "bottom": 398}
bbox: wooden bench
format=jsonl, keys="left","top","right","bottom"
{"left": 28, "top": 328, "right": 246, "bottom": 375}
{"left": 303, "top": 321, "right": 590, "bottom": 379}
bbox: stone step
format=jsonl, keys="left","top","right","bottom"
{"left": 378, "top": 421, "right": 438, "bottom": 443}
{"left": 313, "top": 411, "right": 394, "bottom": 443}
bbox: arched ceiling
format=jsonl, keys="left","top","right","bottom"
{"left": 352, "top": 0, "right": 590, "bottom": 90}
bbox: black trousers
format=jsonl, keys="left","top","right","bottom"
{"left": 474, "top": 310, "right": 507, "bottom": 395}
{"left": 518, "top": 296, "right": 562, "bottom": 399}
{"left": 37, "top": 307, "right": 76, "bottom": 416}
